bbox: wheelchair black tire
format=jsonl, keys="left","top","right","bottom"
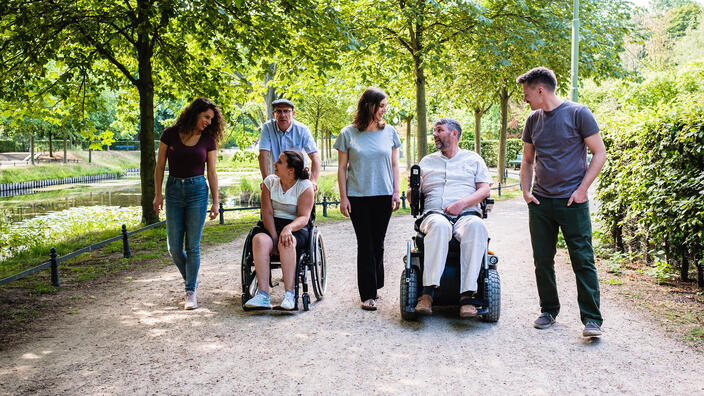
{"left": 302, "top": 294, "right": 310, "bottom": 311}
{"left": 241, "top": 231, "right": 255, "bottom": 308}
{"left": 400, "top": 266, "right": 419, "bottom": 321}
{"left": 481, "top": 268, "right": 501, "bottom": 322}
{"left": 310, "top": 230, "right": 327, "bottom": 300}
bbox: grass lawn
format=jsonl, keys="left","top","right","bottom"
{"left": 0, "top": 151, "right": 140, "bottom": 184}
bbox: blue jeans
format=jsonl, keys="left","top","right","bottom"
{"left": 165, "top": 175, "right": 208, "bottom": 292}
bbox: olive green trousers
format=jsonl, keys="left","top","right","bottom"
{"left": 528, "top": 196, "right": 603, "bottom": 326}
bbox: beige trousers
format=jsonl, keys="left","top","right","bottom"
{"left": 419, "top": 213, "right": 488, "bottom": 293}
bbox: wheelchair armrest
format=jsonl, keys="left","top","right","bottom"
{"left": 481, "top": 197, "right": 495, "bottom": 219}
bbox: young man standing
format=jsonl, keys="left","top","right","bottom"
{"left": 517, "top": 67, "right": 607, "bottom": 337}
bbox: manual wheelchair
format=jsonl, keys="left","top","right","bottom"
{"left": 400, "top": 164, "right": 501, "bottom": 321}
{"left": 241, "top": 207, "right": 327, "bottom": 311}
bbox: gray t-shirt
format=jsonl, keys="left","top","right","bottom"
{"left": 522, "top": 101, "right": 599, "bottom": 198}
{"left": 334, "top": 124, "right": 401, "bottom": 197}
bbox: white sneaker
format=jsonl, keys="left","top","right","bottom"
{"left": 184, "top": 291, "right": 198, "bottom": 310}
{"left": 244, "top": 292, "right": 271, "bottom": 309}
{"left": 280, "top": 291, "right": 295, "bottom": 310}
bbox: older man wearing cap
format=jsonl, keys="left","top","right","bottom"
{"left": 258, "top": 98, "right": 321, "bottom": 187}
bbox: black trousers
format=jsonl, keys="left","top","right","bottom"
{"left": 348, "top": 195, "right": 392, "bottom": 301}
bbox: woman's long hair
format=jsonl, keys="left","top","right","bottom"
{"left": 352, "top": 87, "right": 387, "bottom": 131}
{"left": 173, "top": 98, "right": 225, "bottom": 144}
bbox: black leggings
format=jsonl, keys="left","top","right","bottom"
{"left": 348, "top": 195, "right": 392, "bottom": 301}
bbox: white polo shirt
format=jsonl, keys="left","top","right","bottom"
{"left": 418, "top": 149, "right": 493, "bottom": 214}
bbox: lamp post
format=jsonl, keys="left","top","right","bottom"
{"left": 570, "top": 0, "right": 580, "bottom": 102}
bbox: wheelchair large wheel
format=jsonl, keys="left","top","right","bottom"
{"left": 241, "top": 231, "right": 255, "bottom": 308}
{"left": 481, "top": 268, "right": 501, "bottom": 322}
{"left": 310, "top": 230, "right": 327, "bottom": 301}
{"left": 400, "top": 264, "right": 419, "bottom": 321}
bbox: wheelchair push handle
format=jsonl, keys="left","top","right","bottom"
{"left": 409, "top": 164, "right": 422, "bottom": 218}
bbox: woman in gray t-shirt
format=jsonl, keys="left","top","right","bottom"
{"left": 334, "top": 87, "right": 401, "bottom": 311}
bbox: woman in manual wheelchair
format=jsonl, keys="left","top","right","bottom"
{"left": 243, "top": 150, "right": 315, "bottom": 310}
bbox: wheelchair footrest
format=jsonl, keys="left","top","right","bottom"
{"left": 243, "top": 306, "right": 271, "bottom": 311}
{"left": 475, "top": 306, "right": 489, "bottom": 316}
{"left": 272, "top": 306, "right": 297, "bottom": 312}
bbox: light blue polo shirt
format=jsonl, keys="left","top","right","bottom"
{"left": 259, "top": 119, "right": 318, "bottom": 171}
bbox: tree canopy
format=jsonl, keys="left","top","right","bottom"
{"left": 2, "top": 0, "right": 641, "bottom": 219}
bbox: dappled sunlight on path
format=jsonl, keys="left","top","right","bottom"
{"left": 1, "top": 197, "right": 703, "bottom": 394}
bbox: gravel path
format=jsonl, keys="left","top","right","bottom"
{"left": 1, "top": 197, "right": 703, "bottom": 395}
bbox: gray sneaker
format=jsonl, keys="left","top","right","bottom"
{"left": 279, "top": 290, "right": 295, "bottom": 310}
{"left": 245, "top": 292, "right": 271, "bottom": 309}
{"left": 533, "top": 312, "right": 555, "bottom": 329}
{"left": 184, "top": 291, "right": 198, "bottom": 310}
{"left": 583, "top": 322, "right": 603, "bottom": 337}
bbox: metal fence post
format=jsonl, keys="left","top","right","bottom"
{"left": 219, "top": 202, "right": 225, "bottom": 225}
{"left": 401, "top": 191, "right": 406, "bottom": 209}
{"left": 498, "top": 182, "right": 502, "bottom": 197}
{"left": 322, "top": 196, "right": 328, "bottom": 217}
{"left": 122, "top": 224, "right": 131, "bottom": 258}
{"left": 50, "top": 248, "right": 60, "bottom": 287}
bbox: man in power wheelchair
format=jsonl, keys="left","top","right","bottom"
{"left": 401, "top": 118, "right": 500, "bottom": 321}
{"left": 240, "top": 150, "right": 327, "bottom": 312}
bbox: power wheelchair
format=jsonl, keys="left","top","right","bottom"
{"left": 400, "top": 164, "right": 501, "bottom": 321}
{"left": 241, "top": 207, "right": 327, "bottom": 311}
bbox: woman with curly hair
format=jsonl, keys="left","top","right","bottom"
{"left": 153, "top": 97, "right": 224, "bottom": 310}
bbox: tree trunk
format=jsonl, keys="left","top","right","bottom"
{"left": 406, "top": 116, "right": 412, "bottom": 168}
{"left": 474, "top": 108, "right": 482, "bottom": 155}
{"left": 263, "top": 63, "right": 278, "bottom": 120}
{"left": 693, "top": 248, "right": 704, "bottom": 288}
{"left": 48, "top": 131, "right": 53, "bottom": 157}
{"left": 497, "top": 87, "right": 509, "bottom": 184}
{"left": 29, "top": 134, "right": 34, "bottom": 165}
{"left": 413, "top": 54, "right": 428, "bottom": 159}
{"left": 314, "top": 112, "right": 320, "bottom": 159}
{"left": 136, "top": 10, "right": 158, "bottom": 224}
{"left": 681, "top": 251, "right": 690, "bottom": 282}
{"left": 614, "top": 209, "right": 625, "bottom": 252}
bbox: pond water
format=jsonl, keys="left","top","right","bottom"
{"left": 0, "top": 172, "right": 261, "bottom": 224}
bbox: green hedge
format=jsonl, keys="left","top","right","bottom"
{"left": 0, "top": 140, "right": 17, "bottom": 152}
{"left": 597, "top": 105, "right": 704, "bottom": 282}
{"left": 458, "top": 138, "right": 522, "bottom": 167}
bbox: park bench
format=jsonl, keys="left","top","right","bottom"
{"left": 508, "top": 154, "right": 522, "bottom": 169}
